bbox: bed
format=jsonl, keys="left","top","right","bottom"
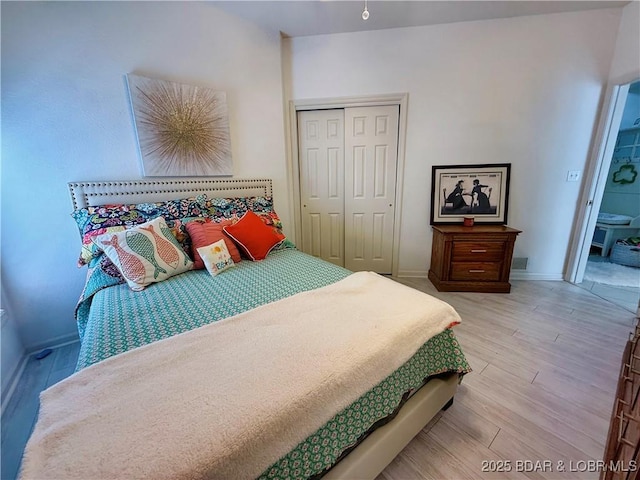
{"left": 21, "top": 178, "right": 470, "bottom": 480}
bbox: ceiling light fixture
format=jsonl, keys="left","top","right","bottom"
{"left": 362, "top": 0, "right": 369, "bottom": 20}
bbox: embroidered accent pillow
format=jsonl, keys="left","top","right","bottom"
{"left": 184, "top": 219, "right": 242, "bottom": 269}
{"left": 223, "top": 211, "right": 283, "bottom": 261}
{"left": 197, "top": 239, "right": 235, "bottom": 276}
{"left": 94, "top": 217, "right": 193, "bottom": 291}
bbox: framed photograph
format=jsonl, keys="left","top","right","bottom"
{"left": 430, "top": 163, "right": 511, "bottom": 225}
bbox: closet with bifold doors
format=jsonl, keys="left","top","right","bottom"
{"left": 297, "top": 105, "right": 399, "bottom": 274}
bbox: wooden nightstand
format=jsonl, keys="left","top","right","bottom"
{"left": 428, "top": 225, "right": 521, "bottom": 293}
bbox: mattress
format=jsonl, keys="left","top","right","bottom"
{"left": 74, "top": 248, "right": 470, "bottom": 478}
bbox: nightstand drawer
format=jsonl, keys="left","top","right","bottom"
{"left": 452, "top": 242, "right": 505, "bottom": 262}
{"left": 450, "top": 262, "right": 502, "bottom": 281}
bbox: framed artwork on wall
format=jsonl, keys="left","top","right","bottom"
{"left": 127, "top": 74, "right": 233, "bottom": 177}
{"left": 430, "top": 163, "right": 511, "bottom": 225}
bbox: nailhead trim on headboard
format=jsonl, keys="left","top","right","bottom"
{"left": 68, "top": 178, "right": 273, "bottom": 210}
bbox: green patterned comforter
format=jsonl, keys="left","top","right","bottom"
{"left": 76, "top": 248, "right": 351, "bottom": 369}
{"left": 76, "top": 248, "right": 470, "bottom": 478}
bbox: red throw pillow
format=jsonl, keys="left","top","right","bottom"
{"left": 185, "top": 220, "right": 242, "bottom": 270}
{"left": 223, "top": 211, "right": 284, "bottom": 261}
{"left": 255, "top": 212, "right": 286, "bottom": 242}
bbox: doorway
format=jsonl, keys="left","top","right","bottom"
{"left": 567, "top": 79, "right": 640, "bottom": 314}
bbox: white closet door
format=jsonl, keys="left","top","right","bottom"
{"left": 344, "top": 105, "right": 399, "bottom": 273}
{"left": 297, "top": 109, "right": 345, "bottom": 266}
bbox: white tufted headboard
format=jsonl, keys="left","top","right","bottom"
{"left": 68, "top": 178, "right": 273, "bottom": 210}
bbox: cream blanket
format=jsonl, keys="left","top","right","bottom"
{"left": 21, "top": 272, "right": 461, "bottom": 480}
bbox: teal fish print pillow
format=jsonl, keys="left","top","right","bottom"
{"left": 93, "top": 216, "right": 193, "bottom": 291}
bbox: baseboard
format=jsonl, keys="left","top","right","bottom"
{"left": 398, "top": 270, "right": 564, "bottom": 282}
{"left": 509, "top": 272, "right": 564, "bottom": 281}
{"left": 2, "top": 334, "right": 80, "bottom": 416}
{"left": 26, "top": 332, "right": 80, "bottom": 355}
{"left": 1, "top": 353, "right": 28, "bottom": 416}
{"left": 397, "top": 270, "right": 429, "bottom": 278}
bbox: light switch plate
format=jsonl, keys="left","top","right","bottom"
{"left": 567, "top": 170, "right": 581, "bottom": 182}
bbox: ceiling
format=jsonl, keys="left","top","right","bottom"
{"left": 213, "top": 0, "right": 630, "bottom": 37}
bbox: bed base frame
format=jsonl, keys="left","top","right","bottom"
{"left": 67, "top": 177, "right": 460, "bottom": 479}
{"left": 325, "top": 373, "right": 459, "bottom": 479}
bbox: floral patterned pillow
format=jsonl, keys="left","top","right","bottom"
{"left": 72, "top": 195, "right": 208, "bottom": 266}
{"left": 203, "top": 196, "right": 291, "bottom": 248}
{"left": 202, "top": 196, "right": 275, "bottom": 222}
{"left": 72, "top": 194, "right": 294, "bottom": 274}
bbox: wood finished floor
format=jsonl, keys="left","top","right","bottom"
{"left": 1, "top": 341, "right": 80, "bottom": 480}
{"left": 378, "top": 278, "right": 635, "bottom": 480}
{"left": 1, "top": 280, "right": 634, "bottom": 480}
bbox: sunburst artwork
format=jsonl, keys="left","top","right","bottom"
{"left": 127, "top": 74, "right": 232, "bottom": 177}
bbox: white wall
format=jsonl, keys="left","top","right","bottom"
{"left": 284, "top": 9, "right": 621, "bottom": 278}
{"left": 609, "top": 1, "right": 640, "bottom": 84}
{"left": 1, "top": 2, "right": 288, "bottom": 349}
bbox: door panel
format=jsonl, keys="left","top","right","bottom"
{"left": 309, "top": 213, "right": 321, "bottom": 257}
{"left": 344, "top": 105, "right": 399, "bottom": 273}
{"left": 298, "top": 110, "right": 345, "bottom": 266}
{"left": 372, "top": 213, "right": 385, "bottom": 259}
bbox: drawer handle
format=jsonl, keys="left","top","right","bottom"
{"left": 469, "top": 269, "right": 486, "bottom": 273}
{"left": 470, "top": 249, "right": 487, "bottom": 253}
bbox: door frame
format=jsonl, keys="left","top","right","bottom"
{"left": 286, "top": 93, "right": 408, "bottom": 277}
{"left": 565, "top": 82, "right": 631, "bottom": 283}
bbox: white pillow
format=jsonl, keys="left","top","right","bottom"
{"left": 94, "top": 216, "right": 193, "bottom": 291}
{"left": 196, "top": 239, "right": 235, "bottom": 276}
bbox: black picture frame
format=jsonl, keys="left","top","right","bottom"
{"left": 430, "top": 163, "right": 511, "bottom": 225}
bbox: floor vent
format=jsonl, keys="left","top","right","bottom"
{"left": 512, "top": 257, "right": 528, "bottom": 270}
